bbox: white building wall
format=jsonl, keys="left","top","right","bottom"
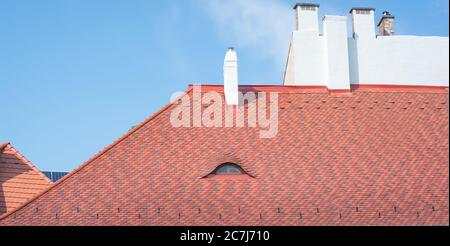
{"left": 283, "top": 37, "right": 296, "bottom": 85}
{"left": 347, "top": 37, "right": 359, "bottom": 84}
{"left": 323, "top": 16, "right": 350, "bottom": 90}
{"left": 350, "top": 35, "right": 449, "bottom": 86}
{"left": 284, "top": 6, "right": 450, "bottom": 88}
{"left": 284, "top": 31, "right": 325, "bottom": 86}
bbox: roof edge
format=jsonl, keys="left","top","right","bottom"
{"left": 188, "top": 84, "right": 449, "bottom": 93}
{"left": 0, "top": 141, "right": 10, "bottom": 152}
{"left": 0, "top": 86, "right": 194, "bottom": 221}
{"left": 189, "top": 84, "right": 329, "bottom": 93}
{"left": 1, "top": 142, "right": 53, "bottom": 185}
{"left": 352, "top": 84, "right": 449, "bottom": 93}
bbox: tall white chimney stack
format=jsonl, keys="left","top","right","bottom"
{"left": 293, "top": 3, "right": 320, "bottom": 34}
{"left": 223, "top": 47, "right": 238, "bottom": 105}
{"left": 349, "top": 7, "right": 376, "bottom": 39}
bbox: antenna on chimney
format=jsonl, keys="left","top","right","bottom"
{"left": 224, "top": 47, "right": 238, "bottom": 105}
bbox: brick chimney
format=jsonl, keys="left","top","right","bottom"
{"left": 377, "top": 11, "right": 395, "bottom": 36}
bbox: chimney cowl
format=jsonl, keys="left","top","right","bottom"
{"left": 349, "top": 7, "right": 375, "bottom": 14}
{"left": 293, "top": 3, "right": 320, "bottom": 9}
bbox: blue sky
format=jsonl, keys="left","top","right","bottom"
{"left": 0, "top": 0, "right": 448, "bottom": 172}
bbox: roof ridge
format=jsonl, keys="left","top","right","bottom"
{"left": 0, "top": 141, "right": 10, "bottom": 151}
{"left": 188, "top": 84, "right": 449, "bottom": 93}
{"left": 1, "top": 142, "right": 53, "bottom": 185}
{"left": 0, "top": 86, "right": 193, "bottom": 221}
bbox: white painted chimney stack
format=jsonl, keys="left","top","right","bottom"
{"left": 223, "top": 47, "right": 238, "bottom": 105}
{"left": 349, "top": 7, "right": 376, "bottom": 39}
{"left": 323, "top": 15, "right": 351, "bottom": 90}
{"left": 293, "top": 3, "right": 320, "bottom": 34}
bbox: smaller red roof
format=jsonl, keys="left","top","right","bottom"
{"left": 0, "top": 142, "right": 52, "bottom": 215}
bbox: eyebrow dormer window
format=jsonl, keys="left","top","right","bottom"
{"left": 213, "top": 163, "right": 244, "bottom": 175}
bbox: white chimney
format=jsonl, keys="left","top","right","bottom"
{"left": 224, "top": 47, "right": 238, "bottom": 105}
{"left": 349, "top": 7, "right": 376, "bottom": 39}
{"left": 293, "top": 3, "right": 320, "bottom": 34}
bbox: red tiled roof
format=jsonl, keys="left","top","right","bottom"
{"left": 0, "top": 142, "right": 52, "bottom": 215}
{"left": 0, "top": 85, "right": 448, "bottom": 225}
{"left": 0, "top": 143, "right": 8, "bottom": 152}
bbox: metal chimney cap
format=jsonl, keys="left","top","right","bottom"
{"left": 349, "top": 7, "right": 375, "bottom": 14}
{"left": 293, "top": 3, "right": 320, "bottom": 9}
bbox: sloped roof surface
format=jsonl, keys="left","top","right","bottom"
{"left": 0, "top": 143, "right": 52, "bottom": 215}
{"left": 0, "top": 85, "right": 448, "bottom": 225}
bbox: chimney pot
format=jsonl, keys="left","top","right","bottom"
{"left": 293, "top": 3, "right": 320, "bottom": 9}
{"left": 349, "top": 7, "right": 375, "bottom": 14}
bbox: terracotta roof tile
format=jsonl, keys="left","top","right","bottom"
{"left": 0, "top": 142, "right": 8, "bottom": 152}
{"left": 0, "top": 85, "right": 448, "bottom": 225}
{"left": 0, "top": 143, "right": 52, "bottom": 215}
